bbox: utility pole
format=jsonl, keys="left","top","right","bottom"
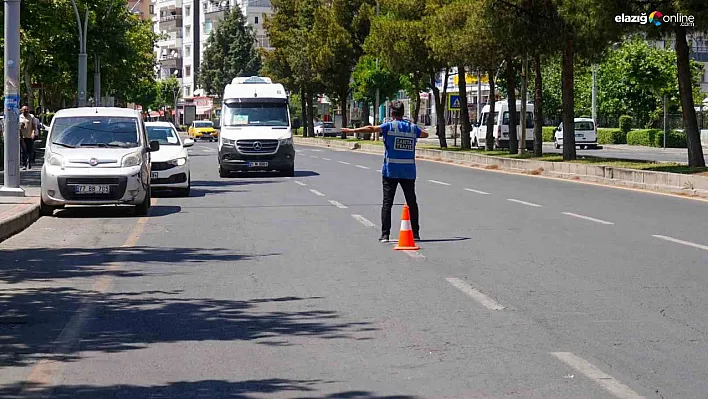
{"left": 663, "top": 94, "right": 667, "bottom": 149}
{"left": 591, "top": 64, "right": 597, "bottom": 127}
{"left": 1, "top": 0, "right": 24, "bottom": 196}
{"left": 476, "top": 69, "right": 482, "bottom": 122}
{"left": 519, "top": 55, "right": 528, "bottom": 155}
{"left": 71, "top": 1, "right": 89, "bottom": 107}
{"left": 373, "top": 0, "right": 380, "bottom": 141}
{"left": 94, "top": 55, "right": 101, "bottom": 106}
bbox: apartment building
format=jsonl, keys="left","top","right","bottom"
{"left": 127, "top": 0, "right": 151, "bottom": 19}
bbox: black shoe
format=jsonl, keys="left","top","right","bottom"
{"left": 379, "top": 234, "right": 389, "bottom": 243}
{"left": 414, "top": 233, "right": 420, "bottom": 240}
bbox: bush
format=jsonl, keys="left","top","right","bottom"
{"left": 619, "top": 115, "right": 633, "bottom": 134}
{"left": 597, "top": 128, "right": 626, "bottom": 144}
{"left": 627, "top": 129, "right": 660, "bottom": 146}
{"left": 655, "top": 130, "right": 687, "bottom": 148}
{"left": 542, "top": 126, "right": 556, "bottom": 142}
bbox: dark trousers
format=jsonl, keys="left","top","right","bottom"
{"left": 21, "top": 138, "right": 34, "bottom": 167}
{"left": 381, "top": 176, "right": 419, "bottom": 236}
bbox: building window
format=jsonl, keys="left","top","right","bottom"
{"left": 185, "top": 45, "right": 191, "bottom": 57}
{"left": 185, "top": 5, "right": 190, "bottom": 17}
{"left": 203, "top": 2, "right": 208, "bottom": 12}
{"left": 149, "top": 5, "right": 154, "bottom": 14}
{"left": 204, "top": 19, "right": 212, "bottom": 35}
{"left": 185, "top": 86, "right": 191, "bottom": 97}
{"left": 186, "top": 66, "right": 191, "bottom": 77}
{"left": 185, "top": 25, "right": 191, "bottom": 37}
{"left": 255, "top": 16, "right": 259, "bottom": 24}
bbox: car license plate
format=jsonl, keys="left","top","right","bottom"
{"left": 74, "top": 185, "right": 109, "bottom": 194}
{"left": 248, "top": 162, "right": 268, "bottom": 167}
{"left": 151, "top": 172, "right": 159, "bottom": 179}
{"left": 575, "top": 134, "right": 584, "bottom": 138}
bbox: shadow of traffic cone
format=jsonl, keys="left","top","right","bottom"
{"left": 394, "top": 204, "right": 420, "bottom": 251}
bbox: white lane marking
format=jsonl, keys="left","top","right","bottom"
{"left": 322, "top": 157, "right": 332, "bottom": 161}
{"left": 445, "top": 277, "right": 506, "bottom": 311}
{"left": 506, "top": 198, "right": 542, "bottom": 207}
{"left": 465, "top": 188, "right": 490, "bottom": 195}
{"left": 309, "top": 155, "right": 319, "bottom": 159}
{"left": 310, "top": 149, "right": 323, "bottom": 152}
{"left": 376, "top": 169, "right": 382, "bottom": 173}
{"left": 428, "top": 179, "right": 451, "bottom": 186}
{"left": 338, "top": 161, "right": 351, "bottom": 165}
{"left": 404, "top": 250, "right": 425, "bottom": 259}
{"left": 352, "top": 214, "right": 376, "bottom": 227}
{"left": 295, "top": 149, "right": 302, "bottom": 153}
{"left": 294, "top": 181, "right": 307, "bottom": 186}
{"left": 563, "top": 212, "right": 614, "bottom": 225}
{"left": 355, "top": 165, "right": 370, "bottom": 169}
{"left": 551, "top": 352, "right": 645, "bottom": 399}
{"left": 652, "top": 235, "right": 708, "bottom": 251}
{"left": 329, "top": 200, "right": 348, "bottom": 209}
{"left": 309, "top": 189, "right": 325, "bottom": 197}
{"left": 197, "top": 146, "right": 216, "bottom": 152}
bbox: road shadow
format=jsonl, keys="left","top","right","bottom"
{"left": 224, "top": 170, "right": 320, "bottom": 178}
{"left": 295, "top": 170, "right": 320, "bottom": 177}
{"left": 0, "top": 379, "right": 422, "bottom": 399}
{"left": 51, "top": 205, "right": 182, "bottom": 219}
{"left": 415, "top": 237, "right": 471, "bottom": 243}
{"left": 0, "top": 161, "right": 42, "bottom": 188}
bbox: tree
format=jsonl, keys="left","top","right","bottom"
{"left": 198, "top": 8, "right": 261, "bottom": 96}
{"left": 350, "top": 55, "right": 403, "bottom": 126}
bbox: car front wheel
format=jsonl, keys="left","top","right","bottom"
{"left": 135, "top": 187, "right": 151, "bottom": 216}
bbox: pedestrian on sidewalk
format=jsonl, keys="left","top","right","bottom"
{"left": 19, "top": 106, "right": 37, "bottom": 170}
{"left": 342, "top": 101, "right": 429, "bottom": 242}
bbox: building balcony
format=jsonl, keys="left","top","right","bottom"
{"left": 159, "top": 55, "right": 183, "bottom": 69}
{"left": 160, "top": 13, "right": 183, "bottom": 30}
{"left": 205, "top": 3, "right": 230, "bottom": 19}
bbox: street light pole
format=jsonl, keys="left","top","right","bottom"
{"left": 71, "top": 1, "right": 89, "bottom": 107}
{"left": 374, "top": 0, "right": 380, "bottom": 141}
{"left": 591, "top": 64, "right": 597, "bottom": 126}
{"left": 1, "top": 0, "right": 24, "bottom": 196}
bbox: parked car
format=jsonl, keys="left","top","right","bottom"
{"left": 40, "top": 107, "right": 160, "bottom": 216}
{"left": 188, "top": 120, "right": 218, "bottom": 141}
{"left": 146, "top": 121, "right": 194, "bottom": 196}
{"left": 314, "top": 122, "right": 340, "bottom": 137}
{"left": 554, "top": 118, "right": 598, "bottom": 149}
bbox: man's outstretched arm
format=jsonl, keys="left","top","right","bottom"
{"left": 341, "top": 125, "right": 382, "bottom": 134}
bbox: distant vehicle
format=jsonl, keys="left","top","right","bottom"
{"left": 314, "top": 121, "right": 340, "bottom": 137}
{"left": 554, "top": 118, "right": 598, "bottom": 149}
{"left": 146, "top": 121, "right": 194, "bottom": 196}
{"left": 188, "top": 120, "right": 218, "bottom": 142}
{"left": 40, "top": 107, "right": 160, "bottom": 216}
{"left": 217, "top": 76, "right": 295, "bottom": 177}
{"left": 473, "top": 101, "right": 535, "bottom": 150}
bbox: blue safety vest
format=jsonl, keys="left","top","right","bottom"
{"left": 381, "top": 120, "right": 420, "bottom": 179}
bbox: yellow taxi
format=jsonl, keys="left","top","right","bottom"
{"left": 188, "top": 120, "right": 218, "bottom": 142}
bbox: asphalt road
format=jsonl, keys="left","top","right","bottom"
{"left": 1, "top": 141, "right": 708, "bottom": 398}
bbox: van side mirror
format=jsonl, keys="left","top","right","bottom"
{"left": 149, "top": 140, "right": 160, "bottom": 152}
{"left": 183, "top": 138, "right": 195, "bottom": 147}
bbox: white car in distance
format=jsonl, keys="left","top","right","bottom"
{"left": 145, "top": 122, "right": 194, "bottom": 196}
{"left": 554, "top": 118, "right": 598, "bottom": 150}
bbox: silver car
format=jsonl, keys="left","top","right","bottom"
{"left": 40, "top": 107, "right": 160, "bottom": 216}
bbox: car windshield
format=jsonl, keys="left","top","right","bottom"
{"left": 575, "top": 121, "right": 595, "bottom": 130}
{"left": 223, "top": 102, "right": 289, "bottom": 127}
{"left": 147, "top": 125, "right": 181, "bottom": 146}
{"left": 50, "top": 116, "right": 140, "bottom": 148}
{"left": 323, "top": 123, "right": 335, "bottom": 128}
{"left": 194, "top": 121, "right": 213, "bottom": 128}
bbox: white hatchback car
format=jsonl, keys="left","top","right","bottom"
{"left": 40, "top": 107, "right": 160, "bottom": 216}
{"left": 145, "top": 122, "right": 194, "bottom": 196}
{"left": 554, "top": 117, "right": 598, "bottom": 149}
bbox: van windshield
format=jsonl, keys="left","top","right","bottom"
{"left": 50, "top": 116, "right": 140, "bottom": 148}
{"left": 502, "top": 112, "right": 535, "bottom": 128}
{"left": 575, "top": 121, "right": 595, "bottom": 130}
{"left": 223, "top": 103, "right": 289, "bottom": 127}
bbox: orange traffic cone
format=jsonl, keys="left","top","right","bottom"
{"left": 394, "top": 204, "right": 420, "bottom": 251}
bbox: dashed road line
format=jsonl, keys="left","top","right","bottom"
{"left": 293, "top": 181, "right": 307, "bottom": 186}
{"left": 322, "top": 157, "right": 332, "bottom": 161}
{"left": 551, "top": 352, "right": 645, "bottom": 399}
{"left": 329, "top": 200, "right": 348, "bottom": 209}
{"left": 562, "top": 212, "right": 614, "bottom": 225}
{"left": 338, "top": 161, "right": 351, "bottom": 165}
{"left": 355, "top": 165, "right": 370, "bottom": 169}
{"left": 309, "top": 189, "right": 325, "bottom": 197}
{"left": 376, "top": 169, "right": 382, "bottom": 173}
{"left": 428, "top": 179, "right": 451, "bottom": 186}
{"left": 309, "top": 155, "right": 319, "bottom": 159}
{"left": 652, "top": 235, "right": 708, "bottom": 252}
{"left": 352, "top": 214, "right": 376, "bottom": 227}
{"left": 464, "top": 188, "right": 490, "bottom": 195}
{"left": 445, "top": 277, "right": 506, "bottom": 311}
{"left": 506, "top": 198, "right": 542, "bottom": 207}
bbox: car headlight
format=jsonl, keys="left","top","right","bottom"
{"left": 222, "top": 138, "right": 236, "bottom": 146}
{"left": 47, "top": 152, "right": 64, "bottom": 167}
{"left": 121, "top": 151, "right": 142, "bottom": 167}
{"left": 279, "top": 137, "right": 293, "bottom": 146}
{"left": 167, "top": 157, "right": 187, "bottom": 166}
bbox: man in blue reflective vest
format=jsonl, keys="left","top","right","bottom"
{"left": 342, "top": 101, "right": 429, "bottom": 242}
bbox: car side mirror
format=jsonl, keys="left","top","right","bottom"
{"left": 183, "top": 138, "right": 195, "bottom": 147}
{"left": 149, "top": 140, "right": 160, "bottom": 152}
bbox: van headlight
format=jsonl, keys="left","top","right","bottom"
{"left": 47, "top": 152, "right": 64, "bottom": 167}
{"left": 121, "top": 151, "right": 142, "bottom": 167}
{"left": 167, "top": 157, "right": 187, "bottom": 166}
{"left": 279, "top": 137, "right": 293, "bottom": 146}
{"left": 222, "top": 138, "right": 236, "bottom": 146}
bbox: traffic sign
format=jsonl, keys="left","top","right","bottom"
{"left": 448, "top": 93, "right": 461, "bottom": 110}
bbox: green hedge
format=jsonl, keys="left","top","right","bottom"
{"left": 619, "top": 115, "right": 633, "bottom": 133}
{"left": 597, "top": 128, "right": 626, "bottom": 144}
{"left": 655, "top": 130, "right": 687, "bottom": 148}
{"left": 626, "top": 129, "right": 687, "bottom": 148}
{"left": 542, "top": 126, "right": 555, "bottom": 142}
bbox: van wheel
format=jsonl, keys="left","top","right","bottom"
{"left": 39, "top": 197, "right": 55, "bottom": 217}
{"left": 473, "top": 137, "right": 478, "bottom": 148}
{"left": 282, "top": 165, "right": 295, "bottom": 177}
{"left": 219, "top": 167, "right": 230, "bottom": 178}
{"left": 580, "top": 145, "right": 587, "bottom": 150}
{"left": 554, "top": 140, "right": 560, "bottom": 150}
{"left": 135, "top": 187, "right": 151, "bottom": 216}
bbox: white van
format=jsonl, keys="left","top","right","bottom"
{"left": 473, "top": 101, "right": 535, "bottom": 150}
{"left": 217, "top": 76, "right": 295, "bottom": 177}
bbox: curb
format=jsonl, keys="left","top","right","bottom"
{"left": 0, "top": 202, "right": 41, "bottom": 243}
{"left": 294, "top": 137, "right": 708, "bottom": 200}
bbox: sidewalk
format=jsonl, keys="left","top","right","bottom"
{"left": 0, "top": 166, "right": 42, "bottom": 243}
